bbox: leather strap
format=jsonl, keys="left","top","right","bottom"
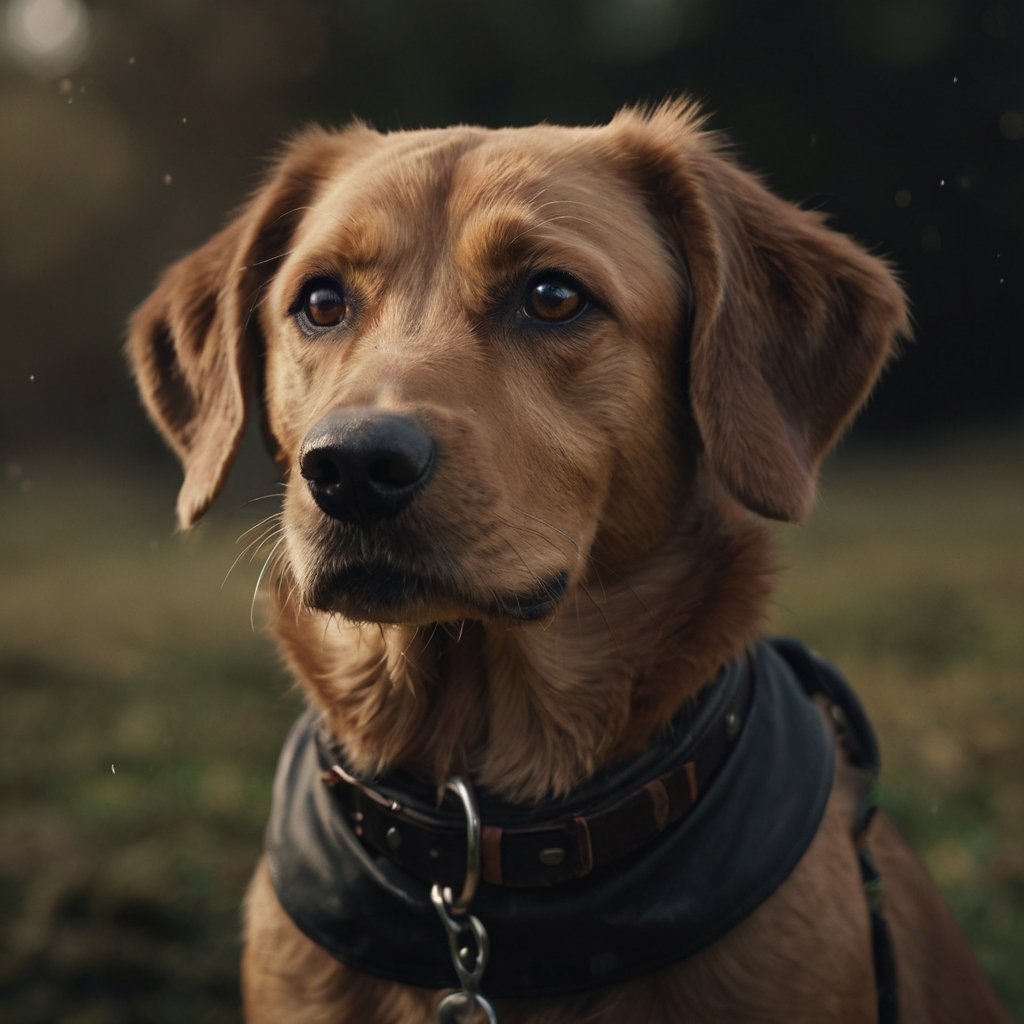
{"left": 316, "top": 662, "right": 753, "bottom": 888}
{"left": 770, "top": 638, "right": 899, "bottom": 1023}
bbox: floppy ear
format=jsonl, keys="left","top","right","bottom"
{"left": 127, "top": 124, "right": 377, "bottom": 529}
{"left": 613, "top": 102, "right": 910, "bottom": 523}
{"left": 128, "top": 218, "right": 252, "bottom": 530}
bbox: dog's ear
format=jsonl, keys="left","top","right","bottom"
{"left": 613, "top": 102, "right": 910, "bottom": 523}
{"left": 127, "top": 124, "right": 377, "bottom": 529}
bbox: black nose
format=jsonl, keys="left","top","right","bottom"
{"left": 299, "top": 411, "right": 436, "bottom": 523}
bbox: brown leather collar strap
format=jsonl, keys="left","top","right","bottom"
{"left": 317, "top": 665, "right": 752, "bottom": 889}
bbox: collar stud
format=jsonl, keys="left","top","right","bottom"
{"left": 539, "top": 847, "right": 566, "bottom": 866}
{"left": 725, "top": 710, "right": 742, "bottom": 741}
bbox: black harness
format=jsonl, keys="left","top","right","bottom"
{"left": 265, "top": 638, "right": 898, "bottom": 1019}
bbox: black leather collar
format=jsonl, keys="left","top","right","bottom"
{"left": 264, "top": 639, "right": 844, "bottom": 997}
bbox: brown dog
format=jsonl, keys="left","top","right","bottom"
{"left": 128, "top": 101, "right": 1009, "bottom": 1023}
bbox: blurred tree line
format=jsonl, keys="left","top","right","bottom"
{"left": 1, "top": 0, "right": 1021, "bottom": 465}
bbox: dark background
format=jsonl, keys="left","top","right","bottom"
{"left": 1, "top": 0, "right": 1021, "bottom": 461}
{"left": 1, "top": 1, "right": 1022, "bottom": 1020}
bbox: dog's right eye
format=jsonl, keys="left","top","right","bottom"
{"left": 521, "top": 272, "right": 590, "bottom": 325}
{"left": 296, "top": 278, "right": 348, "bottom": 330}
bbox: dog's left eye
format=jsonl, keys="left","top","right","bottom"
{"left": 524, "top": 275, "right": 586, "bottom": 324}
{"left": 295, "top": 278, "right": 348, "bottom": 330}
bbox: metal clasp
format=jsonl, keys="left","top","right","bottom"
{"left": 431, "top": 776, "right": 497, "bottom": 1024}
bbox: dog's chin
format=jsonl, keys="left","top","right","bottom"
{"left": 302, "top": 562, "right": 568, "bottom": 625}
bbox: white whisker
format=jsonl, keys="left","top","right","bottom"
{"left": 222, "top": 523, "right": 283, "bottom": 588}
{"left": 246, "top": 490, "right": 286, "bottom": 505}
{"left": 236, "top": 512, "right": 284, "bottom": 545}
{"left": 248, "top": 528, "right": 285, "bottom": 564}
{"left": 251, "top": 536, "right": 286, "bottom": 631}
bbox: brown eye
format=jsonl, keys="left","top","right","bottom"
{"left": 299, "top": 278, "right": 347, "bottom": 329}
{"left": 525, "top": 276, "right": 585, "bottom": 323}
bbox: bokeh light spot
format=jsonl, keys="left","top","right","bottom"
{"left": 4, "top": 0, "right": 91, "bottom": 76}
{"left": 998, "top": 110, "right": 1023, "bottom": 141}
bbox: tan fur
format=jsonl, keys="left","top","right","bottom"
{"left": 128, "top": 101, "right": 1008, "bottom": 1022}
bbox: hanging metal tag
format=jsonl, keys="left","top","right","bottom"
{"left": 437, "top": 989, "right": 498, "bottom": 1024}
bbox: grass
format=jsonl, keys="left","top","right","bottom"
{"left": 0, "top": 459, "right": 298, "bottom": 1023}
{"left": 773, "top": 427, "right": 1024, "bottom": 1011}
{"left": 1, "top": 427, "right": 1021, "bottom": 1020}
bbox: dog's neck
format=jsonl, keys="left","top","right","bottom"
{"left": 272, "top": 515, "right": 774, "bottom": 803}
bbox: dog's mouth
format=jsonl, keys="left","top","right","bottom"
{"left": 487, "top": 571, "right": 568, "bottom": 621}
{"left": 305, "top": 560, "right": 568, "bottom": 624}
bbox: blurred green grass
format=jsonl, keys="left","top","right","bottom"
{"left": 1, "top": 460, "right": 299, "bottom": 1023}
{"left": 1, "top": 428, "right": 1022, "bottom": 1021}
{"left": 774, "top": 427, "right": 1024, "bottom": 1014}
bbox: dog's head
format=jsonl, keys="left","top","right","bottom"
{"left": 128, "top": 102, "right": 908, "bottom": 626}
